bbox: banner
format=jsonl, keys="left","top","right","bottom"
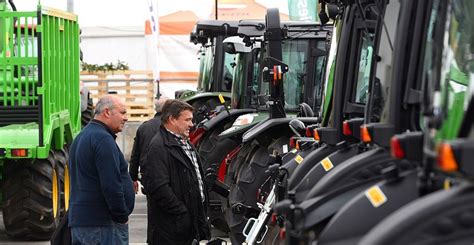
{"left": 288, "top": 0, "right": 318, "bottom": 22}
{"left": 147, "top": 0, "right": 160, "bottom": 82}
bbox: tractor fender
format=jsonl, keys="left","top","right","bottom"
{"left": 203, "top": 108, "right": 256, "bottom": 131}
{"left": 318, "top": 170, "right": 419, "bottom": 245}
{"left": 298, "top": 180, "right": 377, "bottom": 230}
{"left": 360, "top": 183, "right": 474, "bottom": 245}
{"left": 288, "top": 148, "right": 394, "bottom": 231}
{"left": 242, "top": 117, "right": 320, "bottom": 143}
{"left": 305, "top": 148, "right": 391, "bottom": 199}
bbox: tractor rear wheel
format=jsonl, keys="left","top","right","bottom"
{"left": 226, "top": 137, "right": 289, "bottom": 244}
{"left": 2, "top": 153, "right": 61, "bottom": 240}
{"left": 225, "top": 142, "right": 259, "bottom": 243}
{"left": 198, "top": 122, "right": 239, "bottom": 232}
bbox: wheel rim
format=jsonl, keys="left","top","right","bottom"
{"left": 52, "top": 168, "right": 59, "bottom": 218}
{"left": 64, "top": 164, "right": 70, "bottom": 211}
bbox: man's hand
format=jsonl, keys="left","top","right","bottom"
{"left": 133, "top": 181, "right": 139, "bottom": 194}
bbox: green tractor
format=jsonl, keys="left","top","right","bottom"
{"left": 176, "top": 20, "right": 239, "bottom": 124}
{"left": 215, "top": 12, "right": 334, "bottom": 242}
{"left": 0, "top": 0, "right": 82, "bottom": 240}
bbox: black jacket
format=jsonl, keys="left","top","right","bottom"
{"left": 142, "top": 126, "right": 211, "bottom": 244}
{"left": 129, "top": 113, "right": 162, "bottom": 181}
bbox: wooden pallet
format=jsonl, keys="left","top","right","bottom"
{"left": 81, "top": 70, "right": 156, "bottom": 121}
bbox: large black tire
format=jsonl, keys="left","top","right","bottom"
{"left": 226, "top": 137, "right": 289, "bottom": 244}
{"left": 2, "top": 153, "right": 61, "bottom": 240}
{"left": 197, "top": 122, "right": 240, "bottom": 232}
{"left": 81, "top": 95, "right": 94, "bottom": 128}
{"left": 198, "top": 122, "right": 238, "bottom": 172}
{"left": 225, "top": 142, "right": 259, "bottom": 244}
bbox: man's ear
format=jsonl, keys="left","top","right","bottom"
{"left": 104, "top": 107, "right": 112, "bottom": 118}
{"left": 168, "top": 116, "right": 176, "bottom": 125}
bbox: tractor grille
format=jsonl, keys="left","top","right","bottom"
{"left": 0, "top": 106, "right": 39, "bottom": 126}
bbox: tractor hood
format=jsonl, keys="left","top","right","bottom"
{"left": 219, "top": 112, "right": 269, "bottom": 139}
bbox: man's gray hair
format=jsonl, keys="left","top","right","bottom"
{"left": 155, "top": 96, "right": 169, "bottom": 113}
{"left": 94, "top": 95, "right": 116, "bottom": 116}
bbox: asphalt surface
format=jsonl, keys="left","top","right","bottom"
{"left": 0, "top": 192, "right": 230, "bottom": 244}
{"left": 0, "top": 193, "right": 148, "bottom": 244}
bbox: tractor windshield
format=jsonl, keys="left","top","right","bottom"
{"left": 310, "top": 39, "right": 329, "bottom": 112}
{"left": 428, "top": 0, "right": 474, "bottom": 141}
{"left": 354, "top": 36, "right": 373, "bottom": 104}
{"left": 197, "top": 45, "right": 214, "bottom": 92}
{"left": 221, "top": 51, "right": 236, "bottom": 92}
{"left": 230, "top": 47, "right": 260, "bottom": 109}
{"left": 282, "top": 39, "right": 309, "bottom": 109}
{"left": 197, "top": 43, "right": 236, "bottom": 92}
{"left": 258, "top": 39, "right": 311, "bottom": 110}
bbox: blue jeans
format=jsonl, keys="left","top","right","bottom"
{"left": 71, "top": 222, "right": 128, "bottom": 245}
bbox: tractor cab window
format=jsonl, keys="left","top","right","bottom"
{"left": 421, "top": 0, "right": 473, "bottom": 141}
{"left": 434, "top": 0, "right": 474, "bottom": 140}
{"left": 257, "top": 39, "right": 309, "bottom": 110}
{"left": 354, "top": 35, "right": 373, "bottom": 104}
{"left": 230, "top": 52, "right": 248, "bottom": 109}
{"left": 197, "top": 45, "right": 215, "bottom": 92}
{"left": 311, "top": 40, "right": 328, "bottom": 112}
{"left": 221, "top": 51, "right": 236, "bottom": 92}
{"left": 230, "top": 47, "right": 260, "bottom": 109}
{"left": 283, "top": 39, "right": 309, "bottom": 110}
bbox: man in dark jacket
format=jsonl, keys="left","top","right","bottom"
{"left": 129, "top": 96, "right": 168, "bottom": 243}
{"left": 129, "top": 96, "right": 169, "bottom": 193}
{"left": 142, "top": 99, "right": 211, "bottom": 244}
{"left": 69, "top": 95, "right": 135, "bottom": 244}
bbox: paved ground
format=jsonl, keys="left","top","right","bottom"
{"left": 0, "top": 192, "right": 230, "bottom": 244}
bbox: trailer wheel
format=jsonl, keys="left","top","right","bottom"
{"left": 53, "top": 149, "right": 69, "bottom": 216}
{"left": 226, "top": 137, "right": 289, "bottom": 244}
{"left": 198, "top": 122, "right": 239, "bottom": 232}
{"left": 2, "top": 153, "right": 61, "bottom": 240}
{"left": 81, "top": 94, "right": 94, "bottom": 128}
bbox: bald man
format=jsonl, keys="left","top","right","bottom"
{"left": 68, "top": 95, "right": 135, "bottom": 245}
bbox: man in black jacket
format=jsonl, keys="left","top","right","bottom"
{"left": 129, "top": 96, "right": 168, "bottom": 243}
{"left": 129, "top": 96, "right": 169, "bottom": 193}
{"left": 142, "top": 99, "right": 211, "bottom": 244}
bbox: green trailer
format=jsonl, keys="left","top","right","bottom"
{"left": 0, "top": 1, "right": 81, "bottom": 240}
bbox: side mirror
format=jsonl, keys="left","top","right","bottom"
{"left": 289, "top": 119, "right": 306, "bottom": 137}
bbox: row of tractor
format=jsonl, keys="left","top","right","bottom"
{"left": 181, "top": 0, "right": 474, "bottom": 244}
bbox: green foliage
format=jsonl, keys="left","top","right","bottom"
{"left": 81, "top": 60, "right": 129, "bottom": 73}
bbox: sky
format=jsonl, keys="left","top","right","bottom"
{"left": 14, "top": 0, "right": 289, "bottom": 27}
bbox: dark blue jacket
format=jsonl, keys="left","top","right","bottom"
{"left": 68, "top": 120, "right": 135, "bottom": 227}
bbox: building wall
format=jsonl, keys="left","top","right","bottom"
{"left": 81, "top": 35, "right": 148, "bottom": 70}
{"left": 80, "top": 28, "right": 199, "bottom": 99}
